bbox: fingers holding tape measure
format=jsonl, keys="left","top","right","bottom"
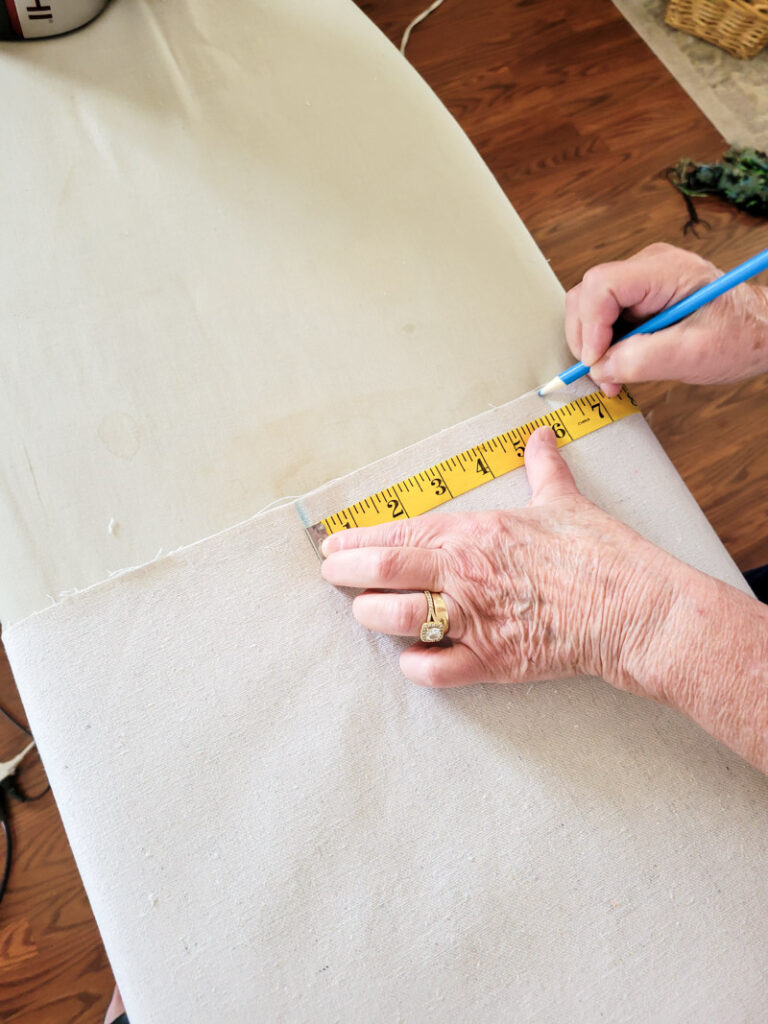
{"left": 321, "top": 512, "right": 447, "bottom": 556}
{"left": 321, "top": 544, "right": 444, "bottom": 593}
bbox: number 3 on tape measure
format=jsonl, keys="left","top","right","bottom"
{"left": 306, "top": 387, "right": 639, "bottom": 554}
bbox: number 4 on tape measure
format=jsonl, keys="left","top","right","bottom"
{"left": 306, "top": 386, "right": 639, "bottom": 555}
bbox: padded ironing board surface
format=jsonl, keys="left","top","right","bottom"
{"left": 0, "top": 0, "right": 567, "bottom": 627}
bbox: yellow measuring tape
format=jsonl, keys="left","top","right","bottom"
{"left": 306, "top": 386, "right": 639, "bottom": 553}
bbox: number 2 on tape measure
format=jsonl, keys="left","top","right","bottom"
{"left": 307, "top": 387, "right": 639, "bottom": 552}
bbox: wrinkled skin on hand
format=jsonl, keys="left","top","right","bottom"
{"left": 321, "top": 427, "right": 675, "bottom": 693}
{"left": 566, "top": 242, "right": 768, "bottom": 397}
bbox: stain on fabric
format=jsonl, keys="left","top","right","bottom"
{"left": 98, "top": 413, "right": 142, "bottom": 460}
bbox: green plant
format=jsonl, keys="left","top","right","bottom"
{"left": 667, "top": 146, "right": 768, "bottom": 233}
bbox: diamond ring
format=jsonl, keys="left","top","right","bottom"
{"left": 420, "top": 591, "right": 449, "bottom": 643}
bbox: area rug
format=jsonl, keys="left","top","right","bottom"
{"left": 613, "top": 0, "right": 768, "bottom": 149}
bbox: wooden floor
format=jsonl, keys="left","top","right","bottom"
{"left": 1, "top": 2, "right": 767, "bottom": 1021}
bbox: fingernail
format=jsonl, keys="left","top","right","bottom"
{"left": 526, "top": 425, "right": 552, "bottom": 451}
{"left": 594, "top": 353, "right": 616, "bottom": 382}
{"left": 320, "top": 537, "right": 331, "bottom": 557}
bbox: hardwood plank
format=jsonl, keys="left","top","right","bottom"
{"left": 2, "top": 2, "right": 767, "bottom": 1021}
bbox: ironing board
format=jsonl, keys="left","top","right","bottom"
{"left": 1, "top": 2, "right": 766, "bottom": 1022}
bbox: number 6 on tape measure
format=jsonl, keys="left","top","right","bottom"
{"left": 306, "top": 387, "right": 639, "bottom": 555}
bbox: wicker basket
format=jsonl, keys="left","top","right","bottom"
{"left": 665, "top": 0, "right": 768, "bottom": 58}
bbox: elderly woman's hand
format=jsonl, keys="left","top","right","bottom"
{"left": 322, "top": 426, "right": 768, "bottom": 773}
{"left": 321, "top": 426, "right": 675, "bottom": 696}
{"left": 566, "top": 242, "right": 768, "bottom": 397}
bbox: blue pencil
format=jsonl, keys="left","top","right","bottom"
{"left": 537, "top": 245, "right": 768, "bottom": 396}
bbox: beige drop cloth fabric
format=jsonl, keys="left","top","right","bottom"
{"left": 5, "top": 386, "right": 767, "bottom": 1024}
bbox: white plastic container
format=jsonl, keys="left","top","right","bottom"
{"left": 1, "top": 0, "right": 108, "bottom": 38}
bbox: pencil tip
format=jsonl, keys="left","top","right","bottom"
{"left": 537, "top": 377, "right": 563, "bottom": 397}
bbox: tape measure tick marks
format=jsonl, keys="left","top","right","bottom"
{"left": 306, "top": 387, "right": 639, "bottom": 555}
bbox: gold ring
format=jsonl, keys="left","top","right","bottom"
{"left": 420, "top": 591, "right": 450, "bottom": 643}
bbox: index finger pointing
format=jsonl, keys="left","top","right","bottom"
{"left": 320, "top": 514, "right": 447, "bottom": 557}
{"left": 320, "top": 545, "right": 443, "bottom": 592}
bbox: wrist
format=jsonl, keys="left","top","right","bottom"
{"left": 609, "top": 557, "right": 768, "bottom": 771}
{"left": 601, "top": 545, "right": 682, "bottom": 700}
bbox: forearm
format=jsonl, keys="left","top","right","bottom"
{"left": 621, "top": 564, "right": 768, "bottom": 772}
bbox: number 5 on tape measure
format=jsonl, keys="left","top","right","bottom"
{"left": 306, "top": 387, "right": 639, "bottom": 555}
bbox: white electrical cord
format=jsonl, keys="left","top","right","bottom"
{"left": 400, "top": 0, "right": 448, "bottom": 55}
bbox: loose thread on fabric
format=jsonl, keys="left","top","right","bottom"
{"left": 44, "top": 495, "right": 304, "bottom": 608}
{"left": 400, "top": 0, "right": 448, "bottom": 55}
